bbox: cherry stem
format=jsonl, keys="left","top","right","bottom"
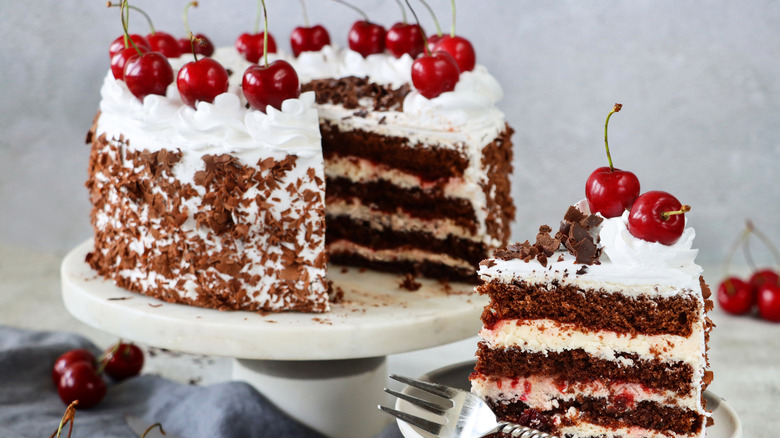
{"left": 141, "top": 423, "right": 167, "bottom": 438}
{"left": 330, "top": 0, "right": 368, "bottom": 22}
{"left": 416, "top": 0, "right": 442, "bottom": 36}
{"left": 449, "top": 0, "right": 456, "bottom": 38}
{"left": 97, "top": 342, "right": 122, "bottom": 375}
{"left": 404, "top": 0, "right": 428, "bottom": 55}
{"left": 260, "top": 0, "right": 269, "bottom": 67}
{"left": 298, "top": 0, "right": 310, "bottom": 27}
{"left": 119, "top": 0, "right": 143, "bottom": 56}
{"left": 393, "top": 0, "right": 408, "bottom": 24}
{"left": 604, "top": 103, "right": 622, "bottom": 172}
{"left": 108, "top": 2, "right": 156, "bottom": 34}
{"left": 182, "top": 1, "right": 199, "bottom": 62}
{"left": 722, "top": 225, "right": 751, "bottom": 280}
{"left": 51, "top": 401, "right": 78, "bottom": 438}
{"left": 660, "top": 205, "right": 691, "bottom": 221}
{"left": 746, "top": 220, "right": 780, "bottom": 271}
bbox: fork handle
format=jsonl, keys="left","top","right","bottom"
{"left": 484, "top": 422, "right": 559, "bottom": 438}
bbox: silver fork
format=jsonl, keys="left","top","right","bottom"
{"left": 378, "top": 374, "right": 558, "bottom": 438}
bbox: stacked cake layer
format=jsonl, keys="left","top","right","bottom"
{"left": 470, "top": 206, "right": 714, "bottom": 438}
{"left": 295, "top": 47, "right": 514, "bottom": 282}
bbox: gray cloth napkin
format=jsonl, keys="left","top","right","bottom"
{"left": 0, "top": 326, "right": 330, "bottom": 437}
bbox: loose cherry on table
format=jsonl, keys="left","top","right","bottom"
{"left": 750, "top": 268, "right": 780, "bottom": 291}
{"left": 236, "top": 32, "right": 277, "bottom": 63}
{"left": 428, "top": 35, "right": 475, "bottom": 72}
{"left": 177, "top": 56, "right": 229, "bottom": 107}
{"left": 585, "top": 103, "right": 641, "bottom": 218}
{"left": 717, "top": 277, "right": 754, "bottom": 315}
{"left": 52, "top": 349, "right": 97, "bottom": 386}
{"left": 147, "top": 31, "right": 181, "bottom": 58}
{"left": 109, "top": 34, "right": 150, "bottom": 59}
{"left": 626, "top": 190, "right": 690, "bottom": 245}
{"left": 290, "top": 25, "right": 330, "bottom": 57}
{"left": 57, "top": 361, "right": 107, "bottom": 409}
{"left": 179, "top": 33, "right": 215, "bottom": 57}
{"left": 386, "top": 23, "right": 425, "bottom": 58}
{"left": 242, "top": 60, "right": 301, "bottom": 113}
{"left": 103, "top": 342, "right": 145, "bottom": 381}
{"left": 411, "top": 50, "right": 460, "bottom": 99}
{"left": 757, "top": 283, "right": 780, "bottom": 322}
{"left": 348, "top": 21, "right": 386, "bottom": 57}
{"left": 123, "top": 51, "right": 174, "bottom": 100}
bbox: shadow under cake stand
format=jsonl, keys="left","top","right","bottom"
{"left": 61, "top": 240, "right": 486, "bottom": 438}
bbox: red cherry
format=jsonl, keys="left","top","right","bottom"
{"left": 717, "top": 277, "right": 754, "bottom": 315}
{"left": 109, "top": 34, "right": 150, "bottom": 59}
{"left": 429, "top": 35, "right": 476, "bottom": 72}
{"left": 104, "top": 343, "right": 145, "bottom": 381}
{"left": 627, "top": 191, "right": 689, "bottom": 245}
{"left": 177, "top": 58, "right": 230, "bottom": 107}
{"left": 111, "top": 45, "right": 150, "bottom": 80}
{"left": 147, "top": 31, "right": 181, "bottom": 58}
{"left": 57, "top": 362, "right": 107, "bottom": 409}
{"left": 348, "top": 21, "right": 386, "bottom": 57}
{"left": 236, "top": 32, "right": 277, "bottom": 64}
{"left": 427, "top": 34, "right": 444, "bottom": 48}
{"left": 290, "top": 25, "right": 331, "bottom": 57}
{"left": 757, "top": 283, "right": 780, "bottom": 322}
{"left": 124, "top": 52, "right": 174, "bottom": 101}
{"left": 585, "top": 167, "right": 641, "bottom": 218}
{"left": 179, "top": 33, "right": 215, "bottom": 57}
{"left": 750, "top": 268, "right": 780, "bottom": 291}
{"left": 52, "top": 349, "right": 97, "bottom": 386}
{"left": 411, "top": 50, "right": 460, "bottom": 99}
{"left": 242, "top": 60, "right": 301, "bottom": 113}
{"left": 385, "top": 23, "right": 425, "bottom": 59}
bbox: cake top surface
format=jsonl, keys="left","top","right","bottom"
{"left": 479, "top": 200, "right": 703, "bottom": 293}
{"left": 97, "top": 47, "right": 321, "bottom": 161}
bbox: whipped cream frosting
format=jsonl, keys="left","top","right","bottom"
{"left": 96, "top": 47, "right": 321, "bottom": 170}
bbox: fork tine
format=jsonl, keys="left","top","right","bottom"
{"left": 389, "top": 374, "right": 457, "bottom": 398}
{"left": 377, "top": 405, "right": 443, "bottom": 435}
{"left": 384, "top": 388, "right": 449, "bottom": 415}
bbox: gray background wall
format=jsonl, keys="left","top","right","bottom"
{"left": 1, "top": 1, "right": 778, "bottom": 266}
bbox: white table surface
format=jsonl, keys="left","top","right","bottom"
{"left": 1, "top": 242, "right": 776, "bottom": 437}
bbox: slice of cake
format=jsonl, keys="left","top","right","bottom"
{"left": 470, "top": 202, "right": 714, "bottom": 438}
{"left": 86, "top": 48, "right": 329, "bottom": 312}
{"left": 295, "top": 46, "right": 514, "bottom": 283}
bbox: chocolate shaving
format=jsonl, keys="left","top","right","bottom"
{"left": 399, "top": 273, "right": 422, "bottom": 291}
{"left": 301, "top": 76, "right": 411, "bottom": 112}
{"left": 558, "top": 205, "right": 603, "bottom": 265}
{"left": 576, "top": 265, "right": 588, "bottom": 275}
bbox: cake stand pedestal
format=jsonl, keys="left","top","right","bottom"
{"left": 61, "top": 240, "right": 485, "bottom": 438}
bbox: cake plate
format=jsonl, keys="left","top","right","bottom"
{"left": 61, "top": 240, "right": 486, "bottom": 438}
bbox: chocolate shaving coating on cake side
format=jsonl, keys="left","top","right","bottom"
{"left": 493, "top": 205, "right": 603, "bottom": 267}
{"left": 301, "top": 76, "right": 411, "bottom": 112}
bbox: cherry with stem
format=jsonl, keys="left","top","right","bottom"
{"left": 331, "top": 0, "right": 386, "bottom": 57}
{"left": 237, "top": 0, "right": 278, "bottom": 63}
{"left": 405, "top": 0, "right": 459, "bottom": 99}
{"left": 118, "top": 0, "right": 174, "bottom": 100}
{"left": 425, "top": 0, "right": 475, "bottom": 72}
{"left": 242, "top": 0, "right": 301, "bottom": 112}
{"left": 177, "top": 1, "right": 229, "bottom": 107}
{"left": 585, "top": 104, "right": 641, "bottom": 218}
{"left": 290, "top": 0, "right": 330, "bottom": 57}
{"left": 386, "top": 0, "right": 425, "bottom": 58}
{"left": 107, "top": 2, "right": 181, "bottom": 58}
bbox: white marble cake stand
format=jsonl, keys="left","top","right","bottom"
{"left": 61, "top": 240, "right": 486, "bottom": 438}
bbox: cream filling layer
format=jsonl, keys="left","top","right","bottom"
{"left": 470, "top": 373, "right": 701, "bottom": 413}
{"left": 326, "top": 200, "right": 501, "bottom": 245}
{"left": 555, "top": 420, "right": 703, "bottom": 438}
{"left": 325, "top": 155, "right": 484, "bottom": 201}
{"left": 480, "top": 319, "right": 705, "bottom": 367}
{"left": 327, "top": 240, "right": 474, "bottom": 271}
